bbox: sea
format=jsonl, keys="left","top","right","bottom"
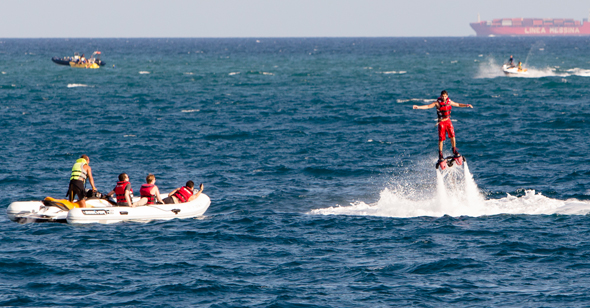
{"left": 1, "top": 37, "right": 590, "bottom": 307}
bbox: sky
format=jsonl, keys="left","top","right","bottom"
{"left": 1, "top": 0, "right": 589, "bottom": 38}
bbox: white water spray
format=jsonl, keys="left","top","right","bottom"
{"left": 475, "top": 57, "right": 566, "bottom": 79}
{"left": 310, "top": 160, "right": 590, "bottom": 218}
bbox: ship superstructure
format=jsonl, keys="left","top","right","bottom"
{"left": 470, "top": 11, "right": 590, "bottom": 36}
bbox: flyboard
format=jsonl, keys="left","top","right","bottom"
{"left": 436, "top": 155, "right": 465, "bottom": 170}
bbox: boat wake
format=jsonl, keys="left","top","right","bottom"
{"left": 566, "top": 68, "right": 590, "bottom": 77}
{"left": 396, "top": 98, "right": 436, "bottom": 104}
{"left": 508, "top": 67, "right": 566, "bottom": 78}
{"left": 474, "top": 58, "right": 588, "bottom": 79}
{"left": 310, "top": 161, "right": 590, "bottom": 218}
{"left": 67, "top": 84, "right": 91, "bottom": 88}
{"left": 475, "top": 58, "right": 505, "bottom": 78}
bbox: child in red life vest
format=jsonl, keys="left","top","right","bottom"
{"left": 107, "top": 173, "right": 134, "bottom": 207}
{"left": 134, "top": 173, "right": 164, "bottom": 206}
{"left": 413, "top": 90, "right": 473, "bottom": 163}
{"left": 162, "top": 180, "right": 204, "bottom": 204}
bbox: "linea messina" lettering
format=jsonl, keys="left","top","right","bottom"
{"left": 524, "top": 27, "right": 581, "bottom": 34}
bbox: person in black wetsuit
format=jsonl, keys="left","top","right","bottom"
{"left": 508, "top": 55, "right": 514, "bottom": 67}
{"left": 67, "top": 155, "right": 97, "bottom": 208}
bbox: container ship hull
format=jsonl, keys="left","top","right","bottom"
{"left": 471, "top": 18, "right": 590, "bottom": 36}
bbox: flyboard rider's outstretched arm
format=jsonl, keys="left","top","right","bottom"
{"left": 449, "top": 100, "right": 473, "bottom": 108}
{"left": 412, "top": 101, "right": 473, "bottom": 110}
{"left": 413, "top": 102, "right": 438, "bottom": 110}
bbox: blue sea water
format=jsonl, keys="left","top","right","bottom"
{"left": 1, "top": 37, "right": 590, "bottom": 307}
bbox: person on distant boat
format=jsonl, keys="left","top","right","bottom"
{"left": 518, "top": 61, "right": 523, "bottom": 71}
{"left": 67, "top": 154, "right": 97, "bottom": 208}
{"left": 133, "top": 174, "right": 164, "bottom": 206}
{"left": 508, "top": 55, "right": 514, "bottom": 67}
{"left": 107, "top": 173, "right": 134, "bottom": 207}
{"left": 162, "top": 181, "right": 204, "bottom": 204}
{"left": 412, "top": 90, "right": 473, "bottom": 165}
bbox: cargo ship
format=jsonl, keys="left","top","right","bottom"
{"left": 470, "top": 12, "right": 590, "bottom": 36}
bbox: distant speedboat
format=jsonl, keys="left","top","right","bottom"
{"left": 52, "top": 51, "right": 106, "bottom": 69}
{"left": 502, "top": 64, "right": 528, "bottom": 75}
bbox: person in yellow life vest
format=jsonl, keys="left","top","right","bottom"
{"left": 67, "top": 154, "right": 96, "bottom": 208}
{"left": 518, "top": 61, "right": 523, "bottom": 71}
{"left": 106, "top": 173, "right": 134, "bottom": 207}
{"left": 162, "top": 181, "right": 204, "bottom": 204}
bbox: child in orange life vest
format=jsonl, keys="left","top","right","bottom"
{"left": 133, "top": 174, "right": 164, "bottom": 206}
{"left": 412, "top": 90, "right": 473, "bottom": 163}
{"left": 106, "top": 173, "right": 134, "bottom": 207}
{"left": 162, "top": 180, "right": 204, "bottom": 204}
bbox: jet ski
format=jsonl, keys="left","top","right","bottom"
{"left": 7, "top": 192, "right": 114, "bottom": 223}
{"left": 51, "top": 51, "right": 106, "bottom": 69}
{"left": 502, "top": 64, "right": 528, "bottom": 75}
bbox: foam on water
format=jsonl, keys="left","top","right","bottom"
{"left": 566, "top": 68, "right": 590, "bottom": 77}
{"left": 310, "top": 161, "right": 590, "bottom": 218}
{"left": 380, "top": 71, "right": 407, "bottom": 74}
{"left": 508, "top": 67, "right": 567, "bottom": 78}
{"left": 67, "top": 84, "right": 89, "bottom": 88}
{"left": 396, "top": 98, "right": 436, "bottom": 103}
{"left": 475, "top": 58, "right": 570, "bottom": 79}
{"left": 139, "top": 71, "right": 150, "bottom": 74}
{"left": 475, "top": 58, "right": 505, "bottom": 78}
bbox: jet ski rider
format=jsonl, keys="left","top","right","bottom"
{"left": 67, "top": 154, "right": 97, "bottom": 208}
{"left": 412, "top": 90, "right": 473, "bottom": 164}
{"left": 508, "top": 55, "right": 514, "bottom": 67}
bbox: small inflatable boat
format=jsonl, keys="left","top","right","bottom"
{"left": 52, "top": 51, "right": 106, "bottom": 69}
{"left": 502, "top": 64, "right": 528, "bottom": 75}
{"left": 67, "top": 194, "right": 210, "bottom": 224}
{"left": 7, "top": 192, "right": 210, "bottom": 224}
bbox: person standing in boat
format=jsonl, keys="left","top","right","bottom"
{"left": 107, "top": 173, "right": 134, "bottom": 207}
{"left": 67, "top": 154, "right": 97, "bottom": 208}
{"left": 162, "top": 181, "right": 204, "bottom": 204}
{"left": 134, "top": 174, "right": 164, "bottom": 206}
{"left": 508, "top": 55, "right": 514, "bottom": 67}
